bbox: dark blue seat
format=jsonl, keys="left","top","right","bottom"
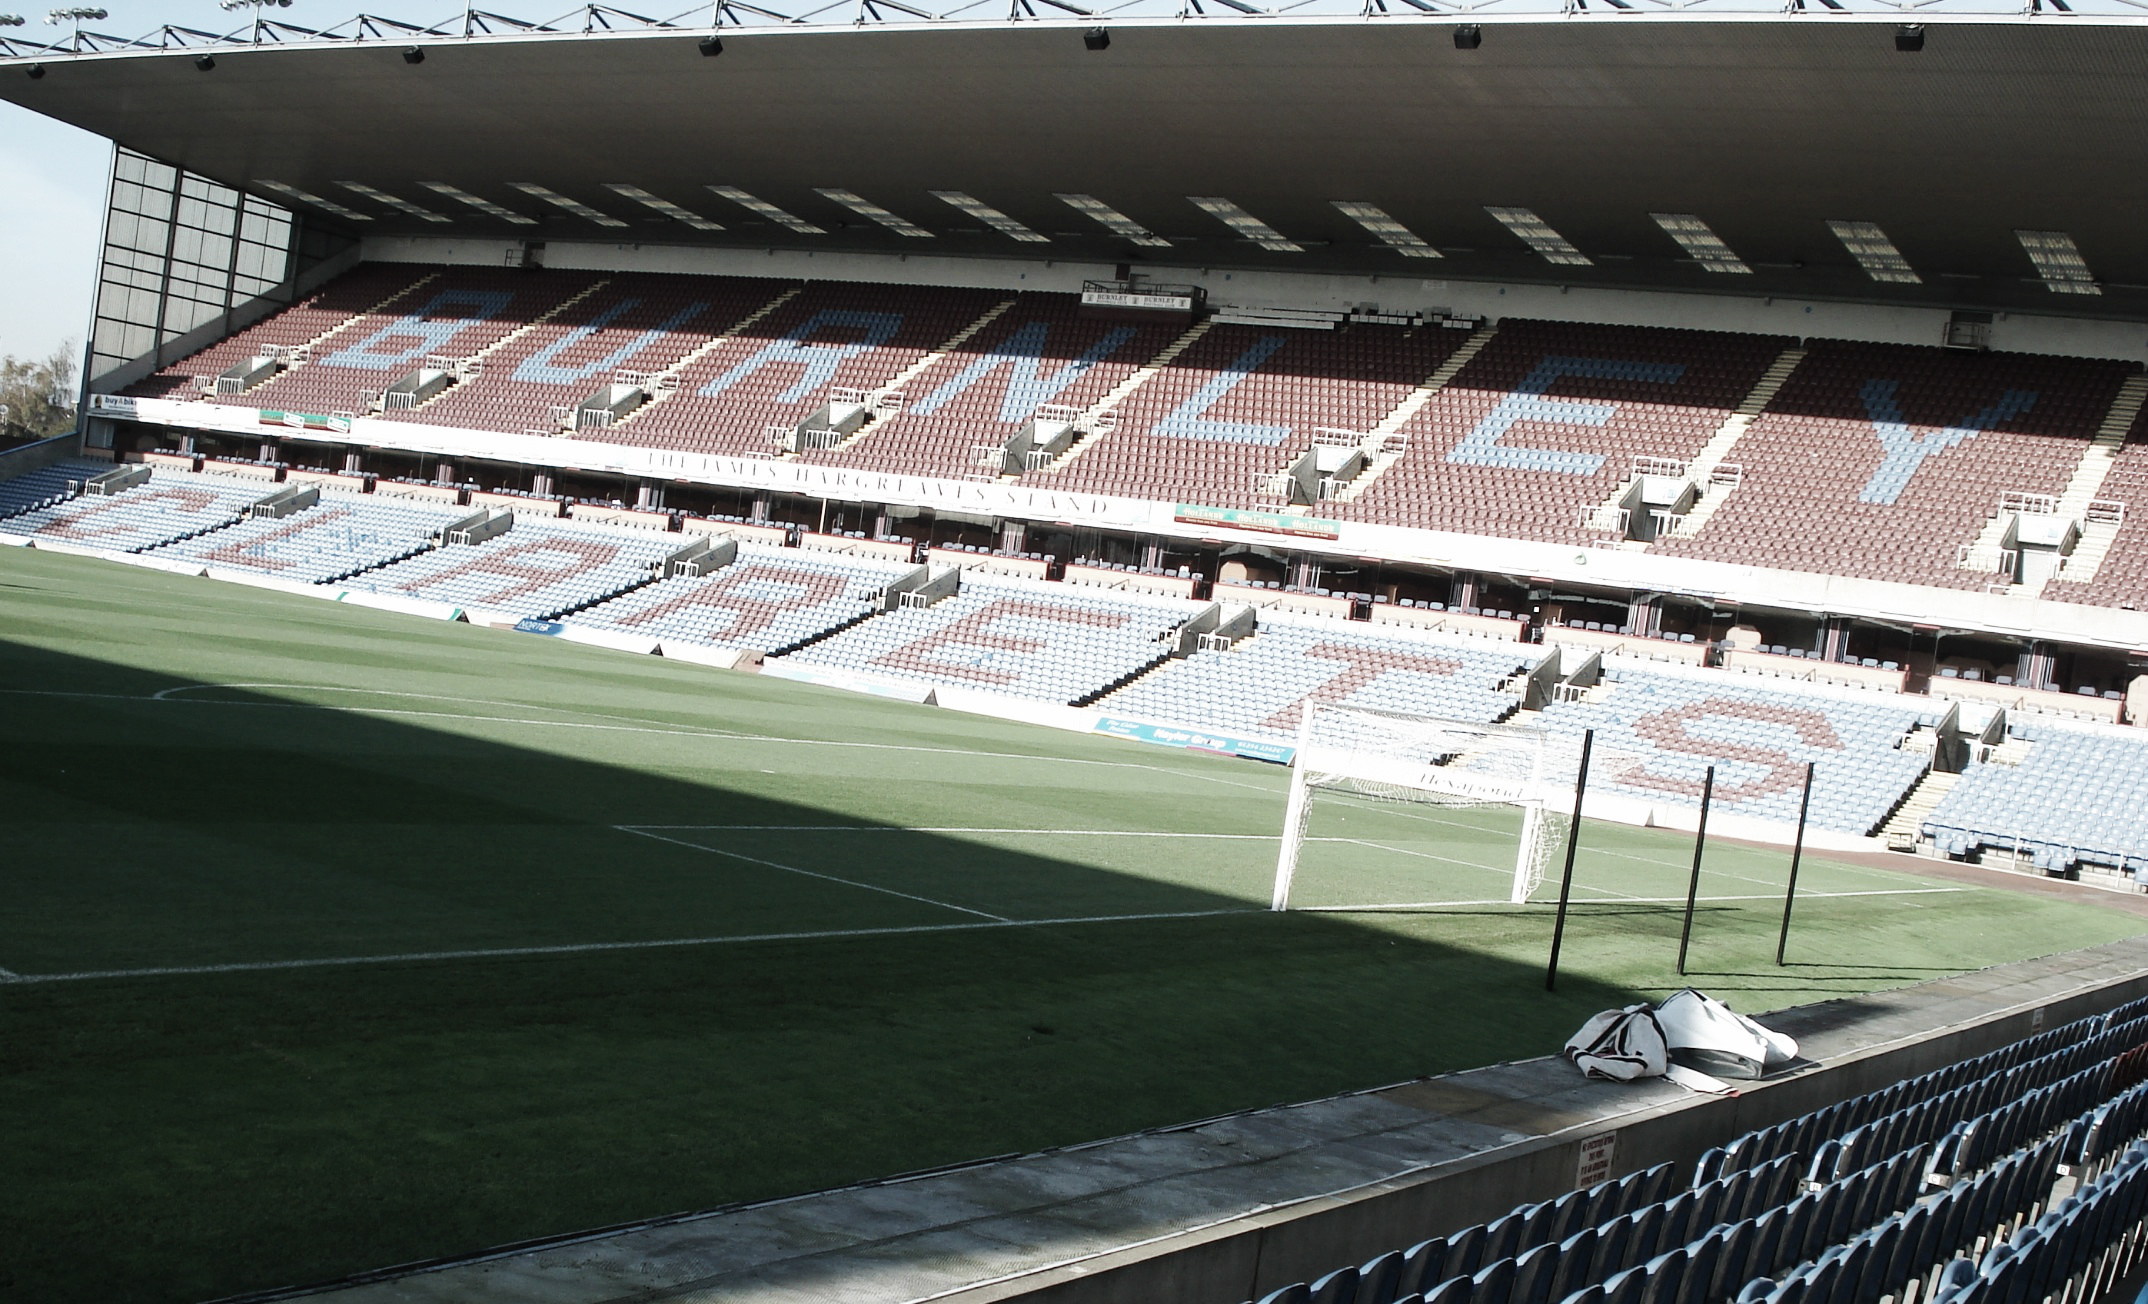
{"left": 1548, "top": 1228, "right": 1600, "bottom": 1304}
{"left": 1601, "top": 1265, "right": 1647, "bottom": 1304}
{"left": 1400, "top": 1239, "right": 1448, "bottom": 1297}
{"left": 1591, "top": 1213, "right": 1634, "bottom": 1282}
{"left": 1448, "top": 1224, "right": 1489, "bottom": 1280}
{"left": 1711, "top": 1219, "right": 1754, "bottom": 1301}
{"left": 1257, "top": 1284, "right": 1313, "bottom": 1304}
{"left": 1510, "top": 1242, "right": 1559, "bottom": 1304}
{"left": 1637, "top": 1248, "right": 1687, "bottom": 1304}
{"left": 1312, "top": 1265, "right": 1360, "bottom": 1304}
{"left": 1424, "top": 1276, "right": 1472, "bottom": 1304}
{"left": 1359, "top": 1250, "right": 1405, "bottom": 1304}
{"left": 1471, "top": 1255, "right": 1516, "bottom": 1304}
{"left": 1485, "top": 1212, "right": 1526, "bottom": 1265}
{"left": 1680, "top": 1233, "right": 1721, "bottom": 1304}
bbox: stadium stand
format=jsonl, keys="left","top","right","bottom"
{"left": 563, "top": 545, "right": 914, "bottom": 653}
{"left": 797, "top": 293, "right": 1185, "bottom": 478}
{"left": 2043, "top": 400, "right": 2148, "bottom": 609}
{"left": 1922, "top": 722, "right": 2148, "bottom": 877}
{"left": 0, "top": 468, "right": 269, "bottom": 551}
{"left": 0, "top": 459, "right": 105, "bottom": 518}
{"left": 336, "top": 517, "right": 674, "bottom": 617}
{"left": 1019, "top": 319, "right": 1460, "bottom": 507}
{"left": 1532, "top": 668, "right": 1934, "bottom": 835}
{"left": 145, "top": 492, "right": 467, "bottom": 582}
{"left": 1653, "top": 341, "right": 2135, "bottom": 589}
{"left": 1097, "top": 610, "right": 1540, "bottom": 735}
{"left": 601, "top": 280, "right": 1005, "bottom": 456}
{"left": 198, "top": 267, "right": 606, "bottom": 419}
{"left": 1246, "top": 995, "right": 2148, "bottom": 1304}
{"left": 383, "top": 272, "right": 791, "bottom": 436}
{"left": 780, "top": 574, "right": 1205, "bottom": 702}
{"left": 121, "top": 262, "right": 437, "bottom": 402}
{"left": 1340, "top": 321, "right": 1792, "bottom": 543}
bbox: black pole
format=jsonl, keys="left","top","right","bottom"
{"left": 1777, "top": 761, "right": 1816, "bottom": 966}
{"left": 1676, "top": 765, "right": 1715, "bottom": 977}
{"left": 1545, "top": 728, "right": 1595, "bottom": 992}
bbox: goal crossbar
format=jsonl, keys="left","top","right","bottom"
{"left": 1271, "top": 703, "right": 1585, "bottom": 911}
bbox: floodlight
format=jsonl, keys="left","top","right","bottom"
{"left": 2016, "top": 230, "right": 2099, "bottom": 295}
{"left": 1895, "top": 24, "right": 1923, "bottom": 51}
{"left": 931, "top": 190, "right": 1048, "bottom": 242}
{"left": 509, "top": 182, "right": 629, "bottom": 228}
{"left": 1332, "top": 201, "right": 1440, "bottom": 258}
{"left": 815, "top": 188, "right": 933, "bottom": 238}
{"left": 45, "top": 7, "right": 106, "bottom": 22}
{"left": 708, "top": 185, "right": 823, "bottom": 234}
{"left": 1188, "top": 196, "right": 1301, "bottom": 252}
{"left": 194, "top": 53, "right": 215, "bottom": 70}
{"left": 339, "top": 181, "right": 451, "bottom": 223}
{"left": 422, "top": 182, "right": 536, "bottom": 226}
{"left": 606, "top": 183, "right": 723, "bottom": 231}
{"left": 0, "top": 15, "right": 24, "bottom": 25}
{"left": 1650, "top": 213, "right": 1751, "bottom": 274}
{"left": 260, "top": 179, "right": 373, "bottom": 222}
{"left": 401, "top": 45, "right": 423, "bottom": 63}
{"left": 698, "top": 34, "right": 721, "bottom": 55}
{"left": 1454, "top": 24, "right": 1481, "bottom": 48}
{"left": 1484, "top": 206, "right": 1591, "bottom": 266}
{"left": 1083, "top": 26, "right": 1108, "bottom": 50}
{"left": 1056, "top": 193, "right": 1170, "bottom": 247}
{"left": 219, "top": 0, "right": 290, "bottom": 8}
{"left": 1827, "top": 219, "right": 1920, "bottom": 284}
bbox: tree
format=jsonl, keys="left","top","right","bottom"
{"left": 0, "top": 344, "right": 78, "bottom": 449}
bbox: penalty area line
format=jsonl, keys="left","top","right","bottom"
{"left": 613, "top": 825, "right": 1010, "bottom": 922}
{"left": 1293, "top": 886, "right": 1971, "bottom": 912}
{"left": 6, "top": 908, "right": 1267, "bottom": 985}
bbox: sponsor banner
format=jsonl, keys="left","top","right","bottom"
{"left": 117, "top": 555, "right": 209, "bottom": 578}
{"left": 88, "top": 393, "right": 138, "bottom": 417}
{"left": 514, "top": 618, "right": 567, "bottom": 636}
{"left": 338, "top": 589, "right": 465, "bottom": 621}
{"left": 1093, "top": 717, "right": 1296, "bottom": 764}
{"left": 758, "top": 659, "right": 937, "bottom": 703}
{"left": 659, "top": 641, "right": 750, "bottom": 670}
{"left": 0, "top": 532, "right": 30, "bottom": 547}
{"left": 557, "top": 625, "right": 662, "bottom": 656}
{"left": 1172, "top": 503, "right": 1341, "bottom": 541}
{"left": 28, "top": 539, "right": 127, "bottom": 561}
{"left": 259, "top": 409, "right": 353, "bottom": 435}
{"left": 1080, "top": 289, "right": 1197, "bottom": 312}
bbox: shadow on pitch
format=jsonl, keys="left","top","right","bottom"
{"left": 0, "top": 622, "right": 1649, "bottom": 1304}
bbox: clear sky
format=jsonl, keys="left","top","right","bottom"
{"left": 0, "top": 1, "right": 577, "bottom": 367}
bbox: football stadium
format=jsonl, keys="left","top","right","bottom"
{"left": 7, "top": 3, "right": 2148, "bottom": 1302}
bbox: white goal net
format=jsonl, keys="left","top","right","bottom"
{"left": 1271, "top": 704, "right": 1589, "bottom": 911}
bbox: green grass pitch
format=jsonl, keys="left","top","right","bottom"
{"left": 0, "top": 544, "right": 2138, "bottom": 1302}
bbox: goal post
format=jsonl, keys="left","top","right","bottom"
{"left": 1271, "top": 703, "right": 1589, "bottom": 911}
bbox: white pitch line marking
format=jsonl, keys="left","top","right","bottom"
{"left": 627, "top": 825, "right": 1278, "bottom": 840}
{"left": 0, "top": 967, "right": 20, "bottom": 982}
{"left": 613, "top": 825, "right": 1009, "bottom": 922}
{"left": 1296, "top": 886, "right": 1969, "bottom": 912}
{"left": 1, "top": 685, "right": 1286, "bottom": 795}
{"left": 5, "top": 907, "right": 1266, "bottom": 985}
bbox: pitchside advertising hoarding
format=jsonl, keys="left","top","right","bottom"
{"left": 1092, "top": 718, "right": 1296, "bottom": 764}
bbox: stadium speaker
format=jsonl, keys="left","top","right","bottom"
{"left": 1895, "top": 23, "right": 1924, "bottom": 51}
{"left": 699, "top": 34, "right": 723, "bottom": 56}
{"left": 1454, "top": 24, "right": 1482, "bottom": 48}
{"left": 402, "top": 45, "right": 425, "bottom": 64}
{"left": 1084, "top": 26, "right": 1109, "bottom": 50}
{"left": 194, "top": 53, "right": 215, "bottom": 71}
{"left": 25, "top": 63, "right": 44, "bottom": 79}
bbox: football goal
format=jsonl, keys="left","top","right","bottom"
{"left": 1270, "top": 704, "right": 1592, "bottom": 911}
